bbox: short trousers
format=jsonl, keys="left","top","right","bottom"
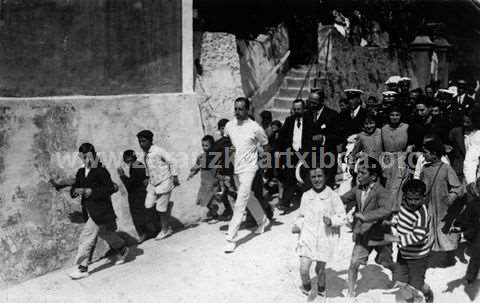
{"left": 145, "top": 190, "right": 171, "bottom": 212}
{"left": 351, "top": 242, "right": 393, "bottom": 268}
{"left": 393, "top": 254, "right": 429, "bottom": 290}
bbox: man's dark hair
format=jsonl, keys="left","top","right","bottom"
{"left": 202, "top": 135, "right": 215, "bottom": 146}
{"left": 260, "top": 110, "right": 273, "bottom": 123}
{"left": 136, "top": 130, "right": 154, "bottom": 141}
{"left": 217, "top": 118, "right": 229, "bottom": 129}
{"left": 123, "top": 149, "right": 137, "bottom": 161}
{"left": 309, "top": 89, "right": 325, "bottom": 100}
{"left": 271, "top": 120, "right": 282, "bottom": 129}
{"left": 415, "top": 97, "right": 431, "bottom": 107}
{"left": 235, "top": 97, "right": 250, "bottom": 110}
{"left": 402, "top": 179, "right": 426, "bottom": 195}
{"left": 79, "top": 143, "right": 97, "bottom": 158}
{"left": 293, "top": 98, "right": 305, "bottom": 107}
{"left": 339, "top": 98, "right": 349, "bottom": 105}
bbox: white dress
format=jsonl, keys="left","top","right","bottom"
{"left": 294, "top": 186, "right": 346, "bottom": 262}
{"left": 464, "top": 130, "right": 480, "bottom": 184}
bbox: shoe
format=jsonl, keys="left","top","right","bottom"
{"left": 155, "top": 227, "right": 173, "bottom": 240}
{"left": 254, "top": 218, "right": 271, "bottom": 234}
{"left": 224, "top": 241, "right": 236, "bottom": 253}
{"left": 115, "top": 246, "right": 130, "bottom": 265}
{"left": 423, "top": 289, "right": 434, "bottom": 303}
{"left": 299, "top": 284, "right": 311, "bottom": 296}
{"left": 208, "top": 218, "right": 219, "bottom": 224}
{"left": 138, "top": 234, "right": 148, "bottom": 244}
{"left": 318, "top": 286, "right": 326, "bottom": 296}
{"left": 69, "top": 267, "right": 89, "bottom": 280}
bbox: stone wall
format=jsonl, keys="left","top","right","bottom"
{"left": 0, "top": 0, "right": 182, "bottom": 96}
{"left": 318, "top": 25, "right": 414, "bottom": 110}
{"left": 237, "top": 23, "right": 290, "bottom": 113}
{"left": 0, "top": 94, "right": 204, "bottom": 287}
{"left": 196, "top": 32, "right": 241, "bottom": 136}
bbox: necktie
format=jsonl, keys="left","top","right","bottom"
{"left": 296, "top": 118, "right": 301, "bottom": 128}
{"left": 144, "top": 153, "right": 149, "bottom": 177}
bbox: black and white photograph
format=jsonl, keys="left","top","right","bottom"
{"left": 1, "top": 0, "right": 480, "bottom": 302}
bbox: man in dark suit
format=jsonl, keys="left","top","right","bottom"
{"left": 345, "top": 88, "right": 367, "bottom": 136}
{"left": 69, "top": 143, "right": 129, "bottom": 280}
{"left": 450, "top": 80, "right": 475, "bottom": 126}
{"left": 307, "top": 90, "right": 340, "bottom": 187}
{"left": 277, "top": 99, "right": 312, "bottom": 214}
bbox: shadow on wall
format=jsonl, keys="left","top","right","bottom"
{"left": 317, "top": 25, "right": 414, "bottom": 111}
{"left": 0, "top": 94, "right": 204, "bottom": 288}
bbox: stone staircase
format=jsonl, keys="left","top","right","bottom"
{"left": 269, "top": 65, "right": 319, "bottom": 122}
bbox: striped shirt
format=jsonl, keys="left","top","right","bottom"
{"left": 392, "top": 204, "right": 431, "bottom": 259}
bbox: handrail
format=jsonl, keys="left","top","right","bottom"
{"left": 295, "top": 54, "right": 318, "bottom": 100}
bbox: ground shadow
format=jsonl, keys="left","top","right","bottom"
{"left": 445, "top": 278, "right": 480, "bottom": 301}
{"left": 89, "top": 245, "right": 144, "bottom": 275}
{"left": 455, "top": 241, "right": 470, "bottom": 265}
{"left": 356, "top": 264, "right": 392, "bottom": 295}
{"left": 304, "top": 269, "right": 348, "bottom": 301}
{"left": 428, "top": 250, "right": 457, "bottom": 268}
{"left": 68, "top": 211, "right": 86, "bottom": 224}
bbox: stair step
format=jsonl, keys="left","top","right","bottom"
{"left": 278, "top": 87, "right": 309, "bottom": 99}
{"left": 284, "top": 77, "right": 319, "bottom": 89}
{"left": 274, "top": 97, "right": 294, "bottom": 110}
{"left": 270, "top": 108, "right": 291, "bottom": 122}
{"left": 288, "top": 70, "right": 310, "bottom": 78}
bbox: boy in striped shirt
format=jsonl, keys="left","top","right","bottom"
{"left": 384, "top": 179, "right": 434, "bottom": 303}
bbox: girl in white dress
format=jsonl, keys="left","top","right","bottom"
{"left": 292, "top": 167, "right": 347, "bottom": 297}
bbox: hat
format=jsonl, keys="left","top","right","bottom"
{"left": 437, "top": 88, "right": 454, "bottom": 96}
{"left": 457, "top": 79, "right": 469, "bottom": 88}
{"left": 382, "top": 91, "right": 398, "bottom": 96}
{"left": 385, "top": 76, "right": 401, "bottom": 85}
{"left": 344, "top": 88, "right": 364, "bottom": 98}
{"left": 399, "top": 77, "right": 411, "bottom": 82}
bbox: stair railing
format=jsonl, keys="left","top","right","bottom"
{"left": 295, "top": 53, "right": 318, "bottom": 100}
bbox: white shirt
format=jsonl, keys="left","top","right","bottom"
{"left": 464, "top": 130, "right": 480, "bottom": 184}
{"left": 143, "top": 145, "right": 178, "bottom": 193}
{"left": 315, "top": 107, "right": 324, "bottom": 121}
{"left": 351, "top": 105, "right": 361, "bottom": 118}
{"left": 225, "top": 118, "right": 268, "bottom": 174}
{"left": 292, "top": 117, "right": 303, "bottom": 152}
{"left": 458, "top": 94, "right": 465, "bottom": 105}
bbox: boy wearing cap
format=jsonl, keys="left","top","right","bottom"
{"left": 137, "top": 130, "right": 180, "bottom": 240}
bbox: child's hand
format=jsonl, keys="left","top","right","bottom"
{"left": 323, "top": 216, "right": 332, "bottom": 226}
{"left": 83, "top": 188, "right": 92, "bottom": 198}
{"left": 292, "top": 225, "right": 301, "bottom": 234}
{"left": 383, "top": 234, "right": 400, "bottom": 243}
{"left": 354, "top": 213, "right": 367, "bottom": 222}
{"left": 117, "top": 167, "right": 125, "bottom": 177}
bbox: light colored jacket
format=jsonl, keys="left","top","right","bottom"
{"left": 144, "top": 145, "right": 178, "bottom": 194}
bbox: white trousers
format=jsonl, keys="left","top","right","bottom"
{"left": 226, "top": 171, "right": 266, "bottom": 242}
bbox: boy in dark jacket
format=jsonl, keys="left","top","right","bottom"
{"left": 69, "top": 143, "right": 129, "bottom": 280}
{"left": 341, "top": 157, "right": 394, "bottom": 297}
{"left": 118, "top": 150, "right": 158, "bottom": 243}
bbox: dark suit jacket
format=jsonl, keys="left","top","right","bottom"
{"left": 341, "top": 182, "right": 393, "bottom": 242}
{"left": 347, "top": 107, "right": 367, "bottom": 136}
{"left": 310, "top": 106, "right": 340, "bottom": 152}
{"left": 278, "top": 115, "right": 313, "bottom": 153}
{"left": 448, "top": 126, "right": 466, "bottom": 177}
{"left": 71, "top": 164, "right": 117, "bottom": 225}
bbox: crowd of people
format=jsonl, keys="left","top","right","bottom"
{"left": 54, "top": 75, "right": 480, "bottom": 302}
